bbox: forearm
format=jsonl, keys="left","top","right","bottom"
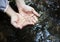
{"left": 5, "top": 5, "right": 17, "bottom": 17}
{"left": 15, "top": 0, "right": 26, "bottom": 8}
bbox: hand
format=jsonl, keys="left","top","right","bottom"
{"left": 19, "top": 5, "right": 40, "bottom": 17}
{"left": 11, "top": 13, "right": 35, "bottom": 29}
{"left": 18, "top": 5, "right": 40, "bottom": 25}
{"left": 11, "top": 13, "right": 20, "bottom": 28}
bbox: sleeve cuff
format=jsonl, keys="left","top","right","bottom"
{"left": 4, "top": 1, "right": 9, "bottom": 12}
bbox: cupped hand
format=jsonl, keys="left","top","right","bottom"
{"left": 19, "top": 5, "right": 40, "bottom": 17}
{"left": 11, "top": 5, "right": 40, "bottom": 29}
{"left": 11, "top": 13, "right": 35, "bottom": 29}
{"left": 18, "top": 5, "right": 40, "bottom": 25}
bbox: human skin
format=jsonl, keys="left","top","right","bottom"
{"left": 16, "top": 0, "right": 40, "bottom": 17}
{"left": 5, "top": 0, "right": 40, "bottom": 29}
{"left": 16, "top": 0, "right": 40, "bottom": 28}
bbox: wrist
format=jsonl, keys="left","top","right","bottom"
{"left": 10, "top": 12, "right": 18, "bottom": 17}
{"left": 5, "top": 5, "right": 17, "bottom": 17}
{"left": 16, "top": 0, "right": 26, "bottom": 8}
{"left": 4, "top": 1, "right": 9, "bottom": 12}
{"left": 16, "top": 0, "right": 25, "bottom": 4}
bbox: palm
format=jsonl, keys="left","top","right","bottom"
{"left": 19, "top": 7, "right": 38, "bottom": 25}
{"left": 11, "top": 5, "right": 40, "bottom": 29}
{"left": 11, "top": 13, "right": 35, "bottom": 29}
{"left": 18, "top": 5, "right": 40, "bottom": 25}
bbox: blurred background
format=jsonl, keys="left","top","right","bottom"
{"left": 0, "top": 0, "right": 60, "bottom": 42}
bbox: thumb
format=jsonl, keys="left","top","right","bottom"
{"left": 11, "top": 20, "right": 19, "bottom": 28}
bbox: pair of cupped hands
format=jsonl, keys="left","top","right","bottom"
{"left": 11, "top": 5, "right": 40, "bottom": 29}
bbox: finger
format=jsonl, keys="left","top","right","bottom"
{"left": 17, "top": 19, "right": 25, "bottom": 29}
{"left": 23, "top": 21, "right": 34, "bottom": 27}
{"left": 17, "top": 23, "right": 23, "bottom": 29}
{"left": 30, "top": 14, "right": 38, "bottom": 23}
{"left": 18, "top": 18, "right": 35, "bottom": 29}
{"left": 30, "top": 16, "right": 37, "bottom": 23}
{"left": 25, "top": 20, "right": 34, "bottom": 25}
{"left": 27, "top": 17, "right": 35, "bottom": 25}
{"left": 32, "top": 9, "right": 40, "bottom": 17}
{"left": 19, "top": 26, "right": 23, "bottom": 29}
{"left": 32, "top": 15, "right": 38, "bottom": 23}
{"left": 22, "top": 18, "right": 34, "bottom": 26}
{"left": 27, "top": 20, "right": 35, "bottom": 25}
